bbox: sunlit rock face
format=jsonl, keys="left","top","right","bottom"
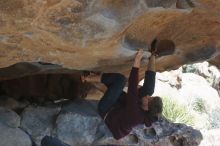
{"left": 0, "top": 0, "right": 219, "bottom": 75}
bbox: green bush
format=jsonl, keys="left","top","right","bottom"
{"left": 192, "top": 98, "right": 207, "bottom": 113}
{"left": 162, "top": 97, "right": 195, "bottom": 126}
{"left": 182, "top": 64, "right": 196, "bottom": 73}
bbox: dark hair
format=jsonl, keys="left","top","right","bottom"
{"left": 144, "top": 96, "right": 163, "bottom": 126}
{"left": 148, "top": 96, "right": 163, "bottom": 114}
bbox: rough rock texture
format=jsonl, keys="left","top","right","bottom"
{"left": 18, "top": 99, "right": 202, "bottom": 146}
{"left": 0, "top": 107, "right": 20, "bottom": 128}
{"left": 182, "top": 61, "right": 220, "bottom": 96}
{"left": 0, "top": 98, "right": 204, "bottom": 146}
{"left": 0, "top": 0, "right": 220, "bottom": 106}
{"left": 0, "top": 0, "right": 218, "bottom": 145}
{"left": 55, "top": 100, "right": 103, "bottom": 146}
{"left": 20, "top": 105, "right": 61, "bottom": 145}
{"left": 0, "top": 0, "right": 219, "bottom": 78}
{"left": 0, "top": 108, "right": 32, "bottom": 146}
{"left": 0, "top": 62, "right": 94, "bottom": 103}
{"left": 0, "top": 123, "right": 32, "bottom": 146}
{"left": 152, "top": 63, "right": 220, "bottom": 129}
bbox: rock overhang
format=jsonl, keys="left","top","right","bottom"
{"left": 0, "top": 0, "right": 219, "bottom": 74}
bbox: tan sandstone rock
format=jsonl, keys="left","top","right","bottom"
{"left": 0, "top": 0, "right": 219, "bottom": 77}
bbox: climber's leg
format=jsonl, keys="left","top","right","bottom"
{"left": 98, "top": 73, "right": 126, "bottom": 117}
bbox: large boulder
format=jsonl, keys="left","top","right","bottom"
{"left": 178, "top": 73, "right": 220, "bottom": 110}
{"left": 153, "top": 64, "right": 220, "bottom": 129}
{"left": 0, "top": 0, "right": 219, "bottom": 77}
{"left": 0, "top": 108, "right": 32, "bottom": 146}
{"left": 0, "top": 107, "right": 20, "bottom": 128}
{"left": 182, "top": 62, "right": 220, "bottom": 96}
{"left": 54, "top": 99, "right": 103, "bottom": 146}
{"left": 0, "top": 0, "right": 220, "bottom": 116}
{"left": 0, "top": 123, "right": 32, "bottom": 146}
{"left": 20, "top": 105, "right": 61, "bottom": 145}
{"left": 0, "top": 96, "right": 205, "bottom": 146}
{"left": 19, "top": 99, "right": 202, "bottom": 146}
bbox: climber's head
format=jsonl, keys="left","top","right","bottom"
{"left": 141, "top": 96, "right": 163, "bottom": 114}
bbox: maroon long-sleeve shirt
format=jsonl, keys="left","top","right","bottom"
{"left": 105, "top": 67, "right": 146, "bottom": 140}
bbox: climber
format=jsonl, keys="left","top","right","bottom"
{"left": 81, "top": 39, "right": 175, "bottom": 140}
{"left": 37, "top": 39, "right": 175, "bottom": 145}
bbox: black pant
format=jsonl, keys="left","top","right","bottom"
{"left": 98, "top": 73, "right": 126, "bottom": 117}
{"left": 97, "top": 71, "right": 155, "bottom": 117}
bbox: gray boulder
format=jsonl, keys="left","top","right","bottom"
{"left": 20, "top": 105, "right": 61, "bottom": 145}
{"left": 0, "top": 107, "right": 20, "bottom": 128}
{"left": 0, "top": 98, "right": 202, "bottom": 146}
{"left": 53, "top": 99, "right": 202, "bottom": 146}
{"left": 0, "top": 122, "right": 32, "bottom": 146}
{"left": 54, "top": 99, "right": 105, "bottom": 146}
